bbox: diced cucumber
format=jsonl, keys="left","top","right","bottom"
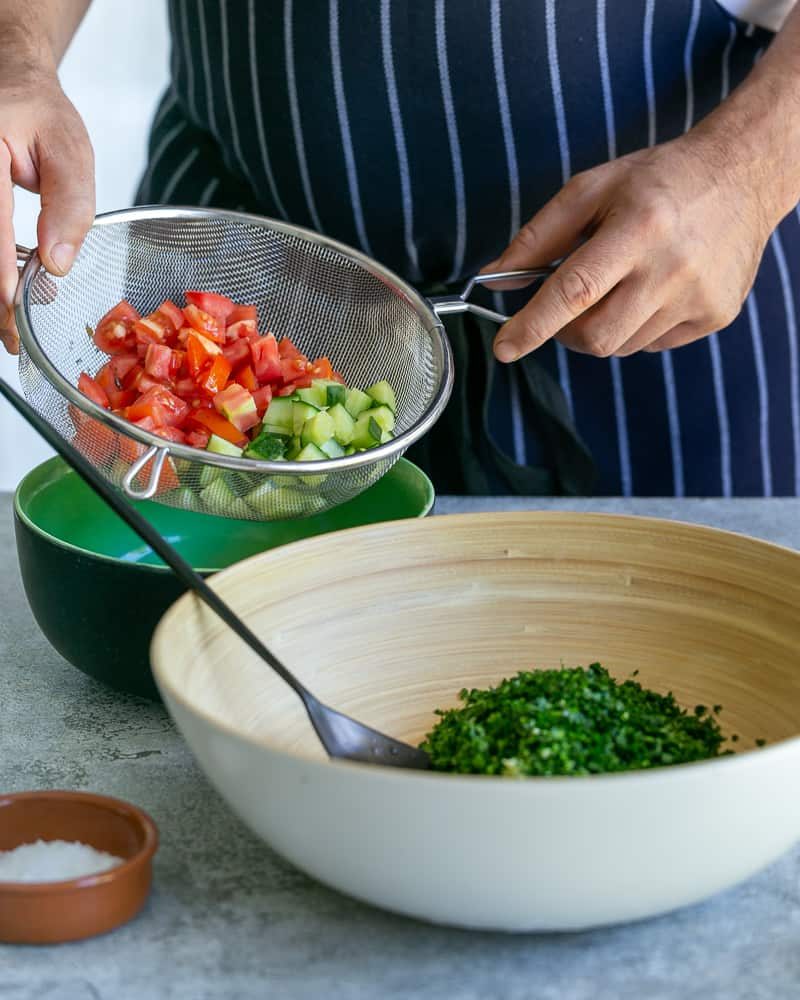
{"left": 285, "top": 437, "right": 302, "bottom": 460}
{"left": 365, "top": 405, "right": 395, "bottom": 434}
{"left": 245, "top": 480, "right": 277, "bottom": 516}
{"left": 344, "top": 387, "right": 372, "bottom": 419}
{"left": 199, "top": 478, "right": 251, "bottom": 519}
{"left": 295, "top": 384, "right": 328, "bottom": 408}
{"left": 344, "top": 445, "right": 357, "bottom": 456}
{"left": 292, "top": 400, "right": 320, "bottom": 435}
{"left": 300, "top": 410, "right": 336, "bottom": 447}
{"left": 327, "top": 403, "right": 355, "bottom": 445}
{"left": 245, "top": 431, "right": 287, "bottom": 461}
{"left": 206, "top": 434, "right": 243, "bottom": 458}
{"left": 380, "top": 430, "right": 393, "bottom": 444}
{"left": 325, "top": 383, "right": 347, "bottom": 408}
{"left": 366, "top": 380, "right": 396, "bottom": 413}
{"left": 319, "top": 437, "right": 345, "bottom": 458}
{"left": 351, "top": 411, "right": 383, "bottom": 449}
{"left": 198, "top": 464, "right": 222, "bottom": 489}
{"left": 166, "top": 486, "right": 196, "bottom": 511}
{"left": 262, "top": 397, "right": 294, "bottom": 435}
{"left": 261, "top": 423, "right": 293, "bottom": 438}
{"left": 296, "top": 443, "right": 327, "bottom": 462}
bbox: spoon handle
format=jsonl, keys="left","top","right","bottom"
{"left": 0, "top": 380, "right": 307, "bottom": 699}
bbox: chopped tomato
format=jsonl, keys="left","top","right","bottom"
{"left": 235, "top": 364, "right": 258, "bottom": 392}
{"left": 109, "top": 354, "right": 140, "bottom": 384}
{"left": 73, "top": 412, "right": 119, "bottom": 466}
{"left": 251, "top": 334, "right": 282, "bottom": 383}
{"left": 186, "top": 330, "right": 222, "bottom": 377}
{"left": 121, "top": 364, "right": 144, "bottom": 391}
{"left": 127, "top": 386, "right": 189, "bottom": 428}
{"left": 170, "top": 349, "right": 187, "bottom": 378}
{"left": 175, "top": 376, "right": 200, "bottom": 398}
{"left": 134, "top": 310, "right": 176, "bottom": 347}
{"left": 187, "top": 408, "right": 247, "bottom": 446}
{"left": 183, "top": 304, "right": 224, "bottom": 344}
{"left": 213, "top": 384, "right": 259, "bottom": 432}
{"left": 151, "top": 425, "right": 187, "bottom": 444}
{"left": 253, "top": 385, "right": 272, "bottom": 413}
{"left": 186, "top": 428, "right": 211, "bottom": 449}
{"left": 144, "top": 343, "right": 174, "bottom": 382}
{"left": 222, "top": 338, "right": 251, "bottom": 368}
{"left": 95, "top": 361, "right": 137, "bottom": 409}
{"left": 134, "top": 372, "right": 169, "bottom": 395}
{"left": 280, "top": 356, "right": 312, "bottom": 388}
{"left": 185, "top": 291, "right": 236, "bottom": 324}
{"left": 78, "top": 373, "right": 110, "bottom": 409}
{"left": 157, "top": 299, "right": 185, "bottom": 332}
{"left": 309, "top": 356, "right": 335, "bottom": 381}
{"left": 226, "top": 319, "right": 257, "bottom": 341}
{"left": 80, "top": 291, "right": 387, "bottom": 460}
{"left": 93, "top": 301, "right": 139, "bottom": 355}
{"left": 278, "top": 337, "right": 303, "bottom": 360}
{"left": 226, "top": 304, "right": 257, "bottom": 327}
{"left": 198, "top": 354, "right": 232, "bottom": 396}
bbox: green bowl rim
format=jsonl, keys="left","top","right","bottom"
{"left": 13, "top": 456, "right": 435, "bottom": 575}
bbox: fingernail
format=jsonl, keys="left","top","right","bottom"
{"left": 50, "top": 242, "right": 76, "bottom": 275}
{"left": 1, "top": 330, "right": 19, "bottom": 355}
{"left": 494, "top": 338, "right": 520, "bottom": 363}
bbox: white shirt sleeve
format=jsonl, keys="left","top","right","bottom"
{"left": 716, "top": 0, "right": 796, "bottom": 30}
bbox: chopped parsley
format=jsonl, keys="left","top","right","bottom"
{"left": 420, "top": 663, "right": 737, "bottom": 777}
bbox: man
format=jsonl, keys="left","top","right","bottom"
{"left": 1, "top": 1, "right": 799, "bottom": 496}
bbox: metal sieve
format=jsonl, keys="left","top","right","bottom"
{"left": 14, "top": 207, "right": 547, "bottom": 521}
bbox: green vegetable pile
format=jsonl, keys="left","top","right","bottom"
{"left": 420, "top": 663, "right": 734, "bottom": 777}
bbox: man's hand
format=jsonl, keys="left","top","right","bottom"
{"left": 0, "top": 66, "right": 95, "bottom": 354}
{"left": 490, "top": 4, "right": 800, "bottom": 364}
{"left": 489, "top": 135, "right": 772, "bottom": 362}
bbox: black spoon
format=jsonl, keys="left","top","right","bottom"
{"left": 0, "top": 379, "right": 430, "bottom": 769}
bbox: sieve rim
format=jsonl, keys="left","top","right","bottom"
{"left": 15, "top": 206, "right": 454, "bottom": 476}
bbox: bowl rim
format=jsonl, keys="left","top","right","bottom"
{"left": 0, "top": 789, "right": 159, "bottom": 894}
{"left": 13, "top": 455, "right": 435, "bottom": 575}
{"left": 150, "top": 509, "right": 800, "bottom": 789}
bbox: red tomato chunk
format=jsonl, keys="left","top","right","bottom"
{"left": 77, "top": 292, "right": 348, "bottom": 458}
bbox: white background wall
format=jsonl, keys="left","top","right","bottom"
{"left": 0, "top": 1, "right": 170, "bottom": 490}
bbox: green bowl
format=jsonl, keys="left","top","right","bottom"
{"left": 14, "top": 457, "right": 434, "bottom": 700}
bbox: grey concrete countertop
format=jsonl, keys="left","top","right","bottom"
{"left": 3, "top": 494, "right": 800, "bottom": 1000}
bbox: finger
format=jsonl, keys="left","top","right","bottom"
{"left": 0, "top": 325, "right": 19, "bottom": 355}
{"left": 554, "top": 277, "right": 660, "bottom": 358}
{"left": 484, "top": 170, "right": 605, "bottom": 275}
{"left": 643, "top": 321, "right": 709, "bottom": 353}
{"left": 35, "top": 122, "right": 95, "bottom": 277}
{"left": 0, "top": 143, "right": 19, "bottom": 328}
{"left": 610, "top": 309, "right": 678, "bottom": 357}
{"left": 493, "top": 231, "right": 635, "bottom": 362}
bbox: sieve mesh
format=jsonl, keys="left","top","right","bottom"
{"left": 16, "top": 209, "right": 451, "bottom": 521}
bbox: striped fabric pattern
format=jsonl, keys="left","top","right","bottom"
{"left": 137, "top": 0, "right": 798, "bottom": 497}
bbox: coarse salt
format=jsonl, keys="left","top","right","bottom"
{"left": 0, "top": 839, "right": 123, "bottom": 883}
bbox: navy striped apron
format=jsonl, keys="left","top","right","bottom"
{"left": 136, "top": 1, "right": 793, "bottom": 497}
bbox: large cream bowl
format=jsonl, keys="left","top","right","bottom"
{"left": 151, "top": 513, "right": 800, "bottom": 931}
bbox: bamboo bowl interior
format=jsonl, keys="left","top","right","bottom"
{"left": 155, "top": 512, "right": 800, "bottom": 764}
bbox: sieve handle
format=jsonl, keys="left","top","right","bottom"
{"left": 122, "top": 445, "right": 171, "bottom": 500}
{"left": 429, "top": 267, "right": 556, "bottom": 325}
{"left": 16, "top": 244, "right": 32, "bottom": 270}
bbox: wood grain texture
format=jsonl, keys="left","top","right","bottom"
{"left": 154, "top": 512, "right": 800, "bottom": 762}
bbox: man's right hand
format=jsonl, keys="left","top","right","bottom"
{"left": 0, "top": 65, "right": 95, "bottom": 354}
